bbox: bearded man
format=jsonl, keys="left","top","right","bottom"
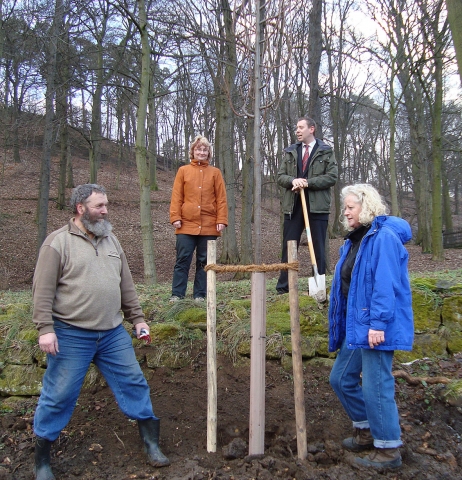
{"left": 32, "top": 184, "right": 169, "bottom": 480}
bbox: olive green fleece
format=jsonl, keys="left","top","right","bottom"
{"left": 32, "top": 220, "right": 144, "bottom": 336}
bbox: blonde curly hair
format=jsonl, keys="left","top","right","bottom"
{"left": 189, "top": 135, "right": 212, "bottom": 162}
{"left": 340, "top": 184, "right": 388, "bottom": 230}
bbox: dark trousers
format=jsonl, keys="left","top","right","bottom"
{"left": 172, "top": 234, "right": 217, "bottom": 299}
{"left": 276, "top": 195, "right": 328, "bottom": 292}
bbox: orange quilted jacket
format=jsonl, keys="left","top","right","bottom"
{"left": 169, "top": 159, "right": 228, "bottom": 236}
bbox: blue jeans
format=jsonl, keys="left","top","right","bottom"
{"left": 34, "top": 320, "right": 157, "bottom": 441}
{"left": 172, "top": 234, "right": 216, "bottom": 298}
{"left": 329, "top": 339, "right": 402, "bottom": 448}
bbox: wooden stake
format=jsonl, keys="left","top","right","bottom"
{"left": 249, "top": 271, "right": 266, "bottom": 455}
{"left": 288, "top": 240, "right": 307, "bottom": 459}
{"left": 206, "top": 240, "right": 217, "bottom": 452}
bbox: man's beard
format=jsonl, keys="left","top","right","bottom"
{"left": 81, "top": 209, "right": 113, "bottom": 237}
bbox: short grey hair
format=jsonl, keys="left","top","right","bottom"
{"left": 70, "top": 184, "right": 106, "bottom": 213}
{"left": 340, "top": 184, "right": 388, "bottom": 230}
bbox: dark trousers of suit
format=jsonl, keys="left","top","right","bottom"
{"left": 276, "top": 193, "right": 328, "bottom": 293}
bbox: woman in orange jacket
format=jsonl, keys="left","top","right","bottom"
{"left": 169, "top": 135, "right": 228, "bottom": 302}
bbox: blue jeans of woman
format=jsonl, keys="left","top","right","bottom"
{"left": 171, "top": 234, "right": 216, "bottom": 299}
{"left": 329, "top": 339, "right": 402, "bottom": 448}
{"left": 34, "top": 320, "right": 156, "bottom": 441}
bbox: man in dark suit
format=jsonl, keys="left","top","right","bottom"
{"left": 276, "top": 116, "right": 338, "bottom": 294}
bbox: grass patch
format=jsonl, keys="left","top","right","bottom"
{"left": 441, "top": 379, "right": 462, "bottom": 402}
{"left": 0, "top": 292, "right": 34, "bottom": 354}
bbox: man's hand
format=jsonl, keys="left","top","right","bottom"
{"left": 368, "top": 329, "right": 385, "bottom": 349}
{"left": 39, "top": 333, "right": 59, "bottom": 356}
{"left": 172, "top": 221, "right": 181, "bottom": 229}
{"left": 291, "top": 178, "right": 308, "bottom": 191}
{"left": 134, "top": 322, "right": 150, "bottom": 337}
{"left": 216, "top": 224, "right": 226, "bottom": 232}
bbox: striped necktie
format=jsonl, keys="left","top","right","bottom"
{"left": 302, "top": 144, "right": 310, "bottom": 172}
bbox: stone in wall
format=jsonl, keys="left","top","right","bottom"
{"left": 412, "top": 290, "right": 442, "bottom": 333}
{"left": 441, "top": 295, "right": 462, "bottom": 326}
{"left": 395, "top": 333, "right": 447, "bottom": 363}
{"left": 0, "top": 364, "right": 45, "bottom": 396}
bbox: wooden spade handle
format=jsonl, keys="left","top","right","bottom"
{"left": 300, "top": 188, "right": 318, "bottom": 269}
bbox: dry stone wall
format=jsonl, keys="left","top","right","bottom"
{"left": 1, "top": 277, "right": 461, "bottom": 401}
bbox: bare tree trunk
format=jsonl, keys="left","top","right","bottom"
{"left": 89, "top": 43, "right": 103, "bottom": 183}
{"left": 37, "top": 0, "right": 63, "bottom": 250}
{"left": 446, "top": 0, "right": 462, "bottom": 83}
{"left": 148, "top": 83, "right": 158, "bottom": 191}
{"left": 135, "top": 0, "right": 156, "bottom": 284}
{"left": 308, "top": 0, "right": 323, "bottom": 134}
{"left": 239, "top": 116, "right": 254, "bottom": 267}
{"left": 216, "top": 92, "right": 239, "bottom": 264}
{"left": 442, "top": 171, "right": 453, "bottom": 232}
{"left": 56, "top": 24, "right": 70, "bottom": 210}
{"left": 217, "top": 0, "right": 239, "bottom": 264}
{"left": 66, "top": 134, "right": 73, "bottom": 188}
{"left": 388, "top": 65, "right": 400, "bottom": 217}
{"left": 11, "top": 104, "right": 20, "bottom": 163}
{"left": 0, "top": 0, "right": 4, "bottom": 62}
{"left": 455, "top": 181, "right": 459, "bottom": 216}
{"left": 431, "top": 27, "right": 445, "bottom": 261}
{"left": 252, "top": 0, "right": 265, "bottom": 265}
{"left": 57, "top": 112, "right": 68, "bottom": 209}
{"left": 115, "top": 87, "right": 124, "bottom": 190}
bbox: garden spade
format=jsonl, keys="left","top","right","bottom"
{"left": 300, "top": 188, "right": 326, "bottom": 302}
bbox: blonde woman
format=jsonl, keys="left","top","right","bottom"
{"left": 169, "top": 136, "right": 228, "bottom": 302}
{"left": 329, "top": 184, "right": 414, "bottom": 469}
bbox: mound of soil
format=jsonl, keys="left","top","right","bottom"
{"left": 2, "top": 352, "right": 462, "bottom": 479}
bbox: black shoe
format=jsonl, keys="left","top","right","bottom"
{"left": 276, "top": 289, "right": 288, "bottom": 295}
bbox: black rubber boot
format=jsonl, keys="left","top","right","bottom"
{"left": 138, "top": 419, "right": 170, "bottom": 467}
{"left": 35, "top": 437, "right": 55, "bottom": 480}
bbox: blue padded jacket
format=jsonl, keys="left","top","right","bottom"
{"left": 328, "top": 215, "right": 414, "bottom": 352}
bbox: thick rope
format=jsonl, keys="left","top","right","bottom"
{"left": 204, "top": 261, "right": 299, "bottom": 273}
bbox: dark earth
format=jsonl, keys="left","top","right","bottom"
{"left": 1, "top": 152, "right": 462, "bottom": 479}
